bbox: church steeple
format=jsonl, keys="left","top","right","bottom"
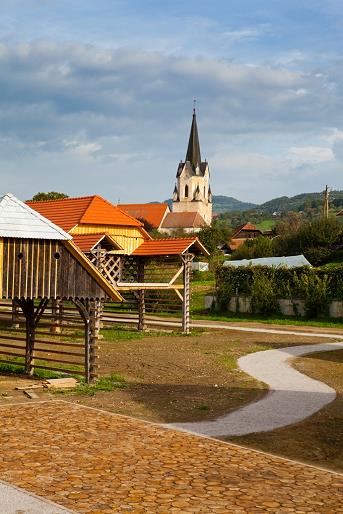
{"left": 185, "top": 107, "right": 201, "bottom": 170}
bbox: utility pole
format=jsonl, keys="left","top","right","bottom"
{"left": 323, "top": 185, "right": 330, "bottom": 219}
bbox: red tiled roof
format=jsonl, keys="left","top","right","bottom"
{"left": 161, "top": 212, "right": 206, "bottom": 229}
{"left": 72, "top": 233, "right": 123, "bottom": 253}
{"left": 132, "top": 237, "right": 209, "bottom": 256}
{"left": 119, "top": 203, "right": 169, "bottom": 229}
{"left": 26, "top": 196, "right": 143, "bottom": 232}
{"left": 232, "top": 223, "right": 261, "bottom": 238}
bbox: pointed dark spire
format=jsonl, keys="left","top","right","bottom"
{"left": 185, "top": 106, "right": 201, "bottom": 170}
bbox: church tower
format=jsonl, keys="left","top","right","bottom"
{"left": 172, "top": 108, "right": 212, "bottom": 225}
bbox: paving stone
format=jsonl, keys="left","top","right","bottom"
{"left": 0, "top": 401, "right": 342, "bottom": 513}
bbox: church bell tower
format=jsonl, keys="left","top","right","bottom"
{"left": 172, "top": 107, "right": 212, "bottom": 225}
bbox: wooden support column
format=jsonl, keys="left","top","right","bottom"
{"left": 181, "top": 253, "right": 194, "bottom": 334}
{"left": 137, "top": 259, "right": 145, "bottom": 331}
{"left": 74, "top": 298, "right": 102, "bottom": 384}
{"left": 50, "top": 298, "right": 62, "bottom": 333}
{"left": 89, "top": 299, "right": 102, "bottom": 382}
{"left": 25, "top": 299, "right": 35, "bottom": 375}
{"left": 17, "top": 298, "right": 49, "bottom": 376}
{"left": 11, "top": 299, "right": 20, "bottom": 329}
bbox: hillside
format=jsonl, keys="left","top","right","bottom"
{"left": 259, "top": 190, "right": 343, "bottom": 213}
{"left": 163, "top": 190, "right": 343, "bottom": 214}
{"left": 213, "top": 195, "right": 257, "bottom": 213}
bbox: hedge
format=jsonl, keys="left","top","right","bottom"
{"left": 215, "top": 264, "right": 343, "bottom": 316}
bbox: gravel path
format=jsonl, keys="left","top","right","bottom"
{"left": 169, "top": 342, "right": 343, "bottom": 437}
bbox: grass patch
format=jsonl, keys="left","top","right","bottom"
{"left": 255, "top": 219, "right": 276, "bottom": 231}
{"left": 53, "top": 373, "right": 127, "bottom": 397}
{"left": 219, "top": 354, "right": 237, "bottom": 370}
{"left": 193, "top": 312, "right": 343, "bottom": 329}
{"left": 101, "top": 326, "right": 204, "bottom": 341}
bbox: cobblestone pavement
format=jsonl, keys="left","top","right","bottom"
{"left": 0, "top": 401, "right": 342, "bottom": 514}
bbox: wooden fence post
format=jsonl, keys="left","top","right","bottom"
{"left": 50, "top": 298, "right": 61, "bottom": 333}
{"left": 137, "top": 259, "right": 145, "bottom": 331}
{"left": 89, "top": 299, "right": 103, "bottom": 383}
{"left": 181, "top": 253, "right": 194, "bottom": 334}
{"left": 11, "top": 299, "right": 20, "bottom": 329}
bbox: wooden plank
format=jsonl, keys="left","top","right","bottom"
{"left": 23, "top": 390, "right": 40, "bottom": 399}
{"left": 35, "top": 340, "right": 84, "bottom": 348}
{"left": 0, "top": 343, "right": 26, "bottom": 350}
{"left": 0, "top": 335, "right": 26, "bottom": 342}
{"left": 0, "top": 350, "right": 27, "bottom": 359}
{"left": 35, "top": 355, "right": 85, "bottom": 366}
{"left": 32, "top": 363, "right": 85, "bottom": 376}
{"left": 34, "top": 347, "right": 84, "bottom": 357}
{"left": 0, "top": 238, "right": 3, "bottom": 298}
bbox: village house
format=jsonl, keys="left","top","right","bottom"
{"left": 119, "top": 203, "right": 170, "bottom": 231}
{"left": 226, "top": 223, "right": 263, "bottom": 253}
{"left": 27, "top": 195, "right": 151, "bottom": 256}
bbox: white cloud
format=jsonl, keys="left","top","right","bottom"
{"left": 287, "top": 146, "right": 334, "bottom": 166}
{"left": 0, "top": 40, "right": 342, "bottom": 203}
{"left": 64, "top": 140, "right": 102, "bottom": 158}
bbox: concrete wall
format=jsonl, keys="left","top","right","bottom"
{"left": 204, "top": 295, "right": 343, "bottom": 318}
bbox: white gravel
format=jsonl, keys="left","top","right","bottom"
{"left": 0, "top": 479, "right": 74, "bottom": 514}
{"left": 168, "top": 342, "right": 343, "bottom": 438}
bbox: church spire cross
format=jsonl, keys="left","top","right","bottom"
{"left": 186, "top": 102, "right": 201, "bottom": 169}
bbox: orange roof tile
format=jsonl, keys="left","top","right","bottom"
{"left": 119, "top": 203, "right": 169, "bottom": 229}
{"left": 161, "top": 212, "right": 206, "bottom": 229}
{"left": 228, "top": 238, "right": 247, "bottom": 251}
{"left": 26, "top": 195, "right": 143, "bottom": 232}
{"left": 72, "top": 233, "right": 123, "bottom": 253}
{"left": 232, "top": 223, "right": 261, "bottom": 237}
{"left": 132, "top": 237, "right": 209, "bottom": 256}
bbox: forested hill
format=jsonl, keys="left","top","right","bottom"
{"left": 212, "top": 190, "right": 343, "bottom": 214}
{"left": 258, "top": 190, "right": 343, "bottom": 213}
{"left": 164, "top": 190, "right": 343, "bottom": 214}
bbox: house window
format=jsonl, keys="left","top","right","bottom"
{"left": 185, "top": 185, "right": 189, "bottom": 198}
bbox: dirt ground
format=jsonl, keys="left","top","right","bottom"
{"left": 58, "top": 329, "right": 334, "bottom": 423}
{"left": 227, "top": 349, "right": 343, "bottom": 472}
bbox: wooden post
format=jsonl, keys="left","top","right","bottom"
{"left": 25, "top": 299, "right": 35, "bottom": 375}
{"left": 137, "top": 259, "right": 145, "bottom": 331}
{"left": 11, "top": 299, "right": 20, "bottom": 329}
{"left": 89, "top": 299, "right": 102, "bottom": 383}
{"left": 181, "top": 253, "right": 194, "bottom": 334}
{"left": 50, "top": 298, "right": 61, "bottom": 333}
{"left": 18, "top": 298, "right": 49, "bottom": 376}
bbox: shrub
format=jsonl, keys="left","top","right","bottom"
{"left": 250, "top": 270, "right": 279, "bottom": 315}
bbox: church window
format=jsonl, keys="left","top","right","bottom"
{"left": 185, "top": 185, "right": 189, "bottom": 198}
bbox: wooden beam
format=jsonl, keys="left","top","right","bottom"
{"left": 180, "top": 253, "right": 194, "bottom": 334}
{"left": 116, "top": 283, "right": 184, "bottom": 290}
{"left": 0, "top": 238, "right": 3, "bottom": 298}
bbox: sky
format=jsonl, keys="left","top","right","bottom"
{"left": 0, "top": 0, "right": 343, "bottom": 204}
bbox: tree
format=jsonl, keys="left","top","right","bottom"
{"left": 136, "top": 217, "right": 155, "bottom": 233}
{"left": 231, "top": 236, "right": 276, "bottom": 260}
{"left": 198, "top": 221, "right": 231, "bottom": 255}
{"left": 29, "top": 192, "right": 69, "bottom": 202}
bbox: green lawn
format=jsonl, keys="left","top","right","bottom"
{"left": 255, "top": 219, "right": 276, "bottom": 231}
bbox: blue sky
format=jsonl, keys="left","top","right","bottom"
{"left": 1, "top": 0, "right": 343, "bottom": 203}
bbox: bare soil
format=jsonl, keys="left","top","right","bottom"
{"left": 227, "top": 349, "right": 343, "bottom": 472}
{"left": 63, "top": 329, "right": 331, "bottom": 423}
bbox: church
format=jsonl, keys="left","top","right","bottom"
{"left": 121, "top": 109, "right": 213, "bottom": 234}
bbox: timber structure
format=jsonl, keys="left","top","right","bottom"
{"left": 0, "top": 193, "right": 122, "bottom": 382}
{"left": 28, "top": 195, "right": 210, "bottom": 333}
